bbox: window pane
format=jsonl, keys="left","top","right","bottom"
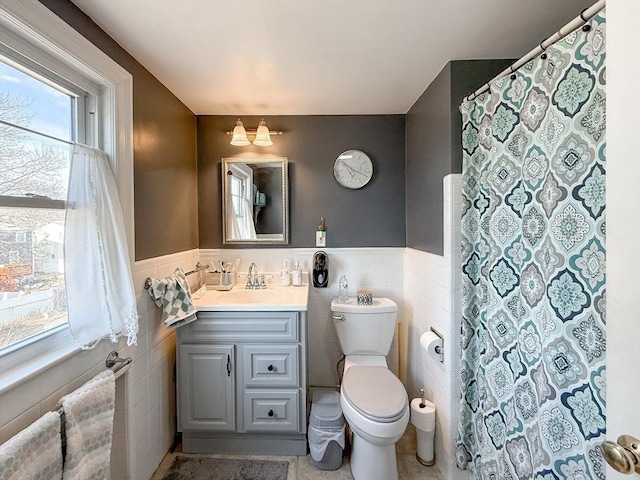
{"left": 0, "top": 207, "right": 67, "bottom": 349}
{"left": 0, "top": 128, "right": 70, "bottom": 200}
{"left": 0, "top": 59, "right": 73, "bottom": 141}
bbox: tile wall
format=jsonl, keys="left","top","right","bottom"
{"left": 128, "top": 248, "right": 201, "bottom": 479}
{"left": 1, "top": 212, "right": 458, "bottom": 479}
{"left": 404, "top": 174, "right": 465, "bottom": 480}
{"left": 200, "top": 247, "right": 406, "bottom": 386}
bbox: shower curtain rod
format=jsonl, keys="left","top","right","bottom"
{"left": 463, "top": 0, "right": 606, "bottom": 103}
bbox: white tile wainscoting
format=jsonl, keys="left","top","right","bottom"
{"left": 404, "top": 174, "right": 465, "bottom": 480}
{"left": 200, "top": 247, "right": 406, "bottom": 387}
{"left": 0, "top": 248, "right": 200, "bottom": 480}
{"left": 0, "top": 175, "right": 461, "bottom": 480}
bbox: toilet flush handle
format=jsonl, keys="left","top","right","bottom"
{"left": 332, "top": 314, "right": 345, "bottom": 321}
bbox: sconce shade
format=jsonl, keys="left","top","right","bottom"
{"left": 253, "top": 119, "right": 273, "bottom": 147}
{"left": 230, "top": 119, "right": 250, "bottom": 146}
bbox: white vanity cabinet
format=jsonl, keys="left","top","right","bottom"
{"left": 177, "top": 310, "right": 308, "bottom": 455}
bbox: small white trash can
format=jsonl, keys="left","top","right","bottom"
{"left": 308, "top": 390, "right": 345, "bottom": 470}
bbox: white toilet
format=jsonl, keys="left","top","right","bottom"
{"left": 331, "top": 298, "right": 409, "bottom": 480}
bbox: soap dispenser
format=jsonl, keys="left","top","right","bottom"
{"left": 292, "top": 259, "right": 303, "bottom": 286}
{"left": 280, "top": 259, "right": 291, "bottom": 287}
{"left": 312, "top": 251, "right": 328, "bottom": 288}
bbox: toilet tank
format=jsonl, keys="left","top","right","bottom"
{"left": 331, "top": 298, "right": 398, "bottom": 355}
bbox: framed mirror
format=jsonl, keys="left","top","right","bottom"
{"left": 222, "top": 157, "right": 289, "bottom": 245}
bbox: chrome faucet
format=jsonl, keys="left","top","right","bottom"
{"left": 246, "top": 263, "right": 258, "bottom": 289}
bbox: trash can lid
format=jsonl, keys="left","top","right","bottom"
{"left": 310, "top": 390, "right": 344, "bottom": 428}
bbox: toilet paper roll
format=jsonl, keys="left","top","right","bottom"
{"left": 410, "top": 397, "right": 436, "bottom": 431}
{"left": 420, "top": 331, "right": 444, "bottom": 362}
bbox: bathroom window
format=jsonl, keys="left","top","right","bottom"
{"left": 230, "top": 174, "right": 245, "bottom": 216}
{"left": 0, "top": 0, "right": 133, "bottom": 378}
{"left": 228, "top": 163, "right": 253, "bottom": 223}
{"left": 0, "top": 52, "right": 98, "bottom": 350}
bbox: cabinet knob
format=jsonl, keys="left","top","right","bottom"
{"left": 267, "top": 364, "right": 274, "bottom": 372}
{"left": 268, "top": 409, "right": 274, "bottom": 417}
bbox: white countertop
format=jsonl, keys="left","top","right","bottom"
{"left": 193, "top": 279, "right": 309, "bottom": 312}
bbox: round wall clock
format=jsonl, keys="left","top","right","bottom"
{"left": 333, "top": 150, "right": 373, "bottom": 189}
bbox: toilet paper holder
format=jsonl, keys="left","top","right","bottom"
{"left": 431, "top": 328, "right": 444, "bottom": 354}
{"left": 429, "top": 327, "right": 444, "bottom": 362}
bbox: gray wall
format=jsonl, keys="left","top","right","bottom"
{"left": 198, "top": 115, "right": 406, "bottom": 248}
{"left": 39, "top": 0, "right": 198, "bottom": 261}
{"left": 37, "top": 1, "right": 511, "bottom": 257}
{"left": 406, "top": 60, "right": 513, "bottom": 254}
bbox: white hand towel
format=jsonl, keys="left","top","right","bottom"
{"left": 58, "top": 370, "right": 115, "bottom": 480}
{"left": 0, "top": 411, "right": 62, "bottom": 480}
{"left": 148, "top": 267, "right": 197, "bottom": 328}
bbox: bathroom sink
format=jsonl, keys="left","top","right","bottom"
{"left": 193, "top": 275, "right": 309, "bottom": 312}
{"left": 217, "top": 288, "right": 289, "bottom": 304}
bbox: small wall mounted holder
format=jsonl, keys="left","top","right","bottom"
{"left": 312, "top": 251, "right": 328, "bottom": 288}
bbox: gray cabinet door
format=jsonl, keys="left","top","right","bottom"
{"left": 179, "top": 344, "right": 235, "bottom": 431}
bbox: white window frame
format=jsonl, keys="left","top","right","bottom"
{"left": 0, "top": 0, "right": 133, "bottom": 391}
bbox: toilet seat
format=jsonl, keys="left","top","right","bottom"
{"left": 342, "top": 366, "right": 407, "bottom": 423}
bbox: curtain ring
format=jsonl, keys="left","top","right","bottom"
{"left": 509, "top": 65, "right": 516, "bottom": 81}
{"left": 580, "top": 8, "right": 592, "bottom": 31}
{"left": 539, "top": 40, "right": 548, "bottom": 60}
{"left": 579, "top": 8, "right": 588, "bottom": 21}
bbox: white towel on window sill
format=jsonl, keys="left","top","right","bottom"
{"left": 148, "top": 267, "right": 198, "bottom": 328}
{"left": 0, "top": 411, "right": 62, "bottom": 480}
{"left": 57, "top": 370, "right": 115, "bottom": 480}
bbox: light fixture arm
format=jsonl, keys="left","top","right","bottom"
{"left": 226, "top": 129, "right": 284, "bottom": 136}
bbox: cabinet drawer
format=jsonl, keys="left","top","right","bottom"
{"left": 243, "top": 345, "right": 299, "bottom": 387}
{"left": 182, "top": 312, "right": 298, "bottom": 343}
{"left": 243, "top": 390, "right": 300, "bottom": 432}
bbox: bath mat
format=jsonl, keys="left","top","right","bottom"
{"left": 162, "top": 456, "right": 288, "bottom": 480}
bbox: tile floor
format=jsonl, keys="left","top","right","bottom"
{"left": 151, "top": 425, "right": 444, "bottom": 480}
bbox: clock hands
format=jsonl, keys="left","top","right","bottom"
{"left": 338, "top": 159, "right": 370, "bottom": 179}
{"left": 333, "top": 150, "right": 373, "bottom": 189}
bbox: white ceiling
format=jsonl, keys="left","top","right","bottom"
{"left": 71, "top": 0, "right": 595, "bottom": 115}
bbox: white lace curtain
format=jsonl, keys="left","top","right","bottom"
{"left": 64, "top": 144, "right": 138, "bottom": 349}
{"left": 227, "top": 196, "right": 257, "bottom": 240}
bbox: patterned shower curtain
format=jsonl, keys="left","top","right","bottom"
{"left": 456, "top": 9, "right": 606, "bottom": 480}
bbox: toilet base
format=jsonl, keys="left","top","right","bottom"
{"left": 350, "top": 431, "right": 398, "bottom": 480}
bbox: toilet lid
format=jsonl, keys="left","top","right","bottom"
{"left": 342, "top": 367, "right": 408, "bottom": 423}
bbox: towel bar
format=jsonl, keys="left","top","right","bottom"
{"left": 54, "top": 351, "right": 130, "bottom": 466}
{"left": 144, "top": 261, "right": 202, "bottom": 290}
{"left": 105, "top": 351, "right": 132, "bottom": 375}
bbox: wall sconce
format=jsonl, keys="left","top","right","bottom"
{"left": 228, "top": 118, "right": 283, "bottom": 147}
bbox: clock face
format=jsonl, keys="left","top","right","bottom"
{"left": 333, "top": 150, "right": 373, "bottom": 189}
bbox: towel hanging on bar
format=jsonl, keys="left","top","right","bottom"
{"left": 147, "top": 267, "right": 198, "bottom": 328}
{"left": 0, "top": 411, "right": 63, "bottom": 480}
{"left": 57, "top": 370, "right": 115, "bottom": 480}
